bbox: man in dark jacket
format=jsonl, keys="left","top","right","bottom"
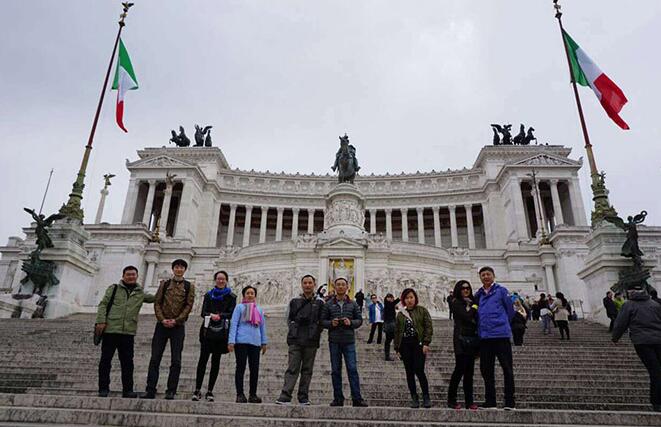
{"left": 474, "top": 266, "right": 516, "bottom": 410}
{"left": 612, "top": 285, "right": 661, "bottom": 412}
{"left": 276, "top": 274, "right": 324, "bottom": 405}
{"left": 95, "top": 265, "right": 155, "bottom": 398}
{"left": 143, "top": 259, "right": 195, "bottom": 400}
{"left": 603, "top": 291, "right": 618, "bottom": 332}
{"left": 320, "top": 277, "right": 368, "bottom": 407}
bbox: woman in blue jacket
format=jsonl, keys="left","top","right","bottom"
{"left": 228, "top": 285, "right": 268, "bottom": 403}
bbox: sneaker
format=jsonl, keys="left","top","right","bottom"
{"left": 205, "top": 392, "right": 214, "bottom": 402}
{"left": 385, "top": 356, "right": 394, "bottom": 361}
{"left": 468, "top": 403, "right": 479, "bottom": 411}
{"left": 352, "top": 399, "right": 369, "bottom": 407}
{"left": 248, "top": 395, "right": 262, "bottom": 404}
{"left": 192, "top": 391, "right": 202, "bottom": 401}
{"left": 330, "top": 399, "right": 344, "bottom": 407}
{"left": 504, "top": 406, "right": 516, "bottom": 411}
{"left": 422, "top": 395, "right": 431, "bottom": 408}
{"left": 122, "top": 391, "right": 138, "bottom": 398}
{"left": 236, "top": 394, "right": 248, "bottom": 403}
{"left": 275, "top": 398, "right": 291, "bottom": 405}
{"left": 141, "top": 391, "right": 156, "bottom": 399}
{"left": 98, "top": 390, "right": 109, "bottom": 398}
{"left": 164, "top": 392, "right": 175, "bottom": 400}
{"left": 479, "top": 404, "right": 498, "bottom": 410}
{"left": 298, "top": 399, "right": 311, "bottom": 406}
{"left": 409, "top": 395, "right": 420, "bottom": 409}
{"left": 447, "top": 402, "right": 458, "bottom": 409}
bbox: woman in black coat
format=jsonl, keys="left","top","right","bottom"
{"left": 192, "top": 270, "right": 237, "bottom": 401}
{"left": 447, "top": 280, "right": 479, "bottom": 410}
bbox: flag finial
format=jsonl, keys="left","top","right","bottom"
{"left": 553, "top": 0, "right": 562, "bottom": 19}
{"left": 119, "top": 2, "right": 134, "bottom": 27}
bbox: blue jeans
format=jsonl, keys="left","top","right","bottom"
{"left": 329, "top": 342, "right": 362, "bottom": 401}
{"left": 541, "top": 314, "right": 552, "bottom": 334}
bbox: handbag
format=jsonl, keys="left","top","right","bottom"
{"left": 94, "top": 284, "right": 118, "bottom": 346}
{"left": 205, "top": 319, "right": 229, "bottom": 342}
{"left": 458, "top": 335, "right": 480, "bottom": 354}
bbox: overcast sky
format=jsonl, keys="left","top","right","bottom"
{"left": 1, "top": 0, "right": 659, "bottom": 245}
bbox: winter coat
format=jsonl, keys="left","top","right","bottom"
{"left": 603, "top": 296, "right": 618, "bottom": 317}
{"left": 368, "top": 302, "right": 384, "bottom": 324}
{"left": 96, "top": 282, "right": 155, "bottom": 335}
{"left": 383, "top": 298, "right": 400, "bottom": 322}
{"left": 394, "top": 305, "right": 433, "bottom": 351}
{"left": 320, "top": 296, "right": 363, "bottom": 344}
{"left": 474, "top": 283, "right": 515, "bottom": 339}
{"left": 612, "top": 291, "right": 661, "bottom": 345}
{"left": 286, "top": 294, "right": 324, "bottom": 348}
{"left": 198, "top": 290, "right": 237, "bottom": 352}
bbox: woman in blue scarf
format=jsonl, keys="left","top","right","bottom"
{"left": 192, "top": 270, "right": 237, "bottom": 402}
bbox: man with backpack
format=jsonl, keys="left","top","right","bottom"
{"left": 95, "top": 265, "right": 155, "bottom": 398}
{"left": 143, "top": 259, "right": 195, "bottom": 400}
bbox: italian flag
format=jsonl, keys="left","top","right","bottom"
{"left": 111, "top": 38, "right": 138, "bottom": 133}
{"left": 563, "top": 30, "right": 629, "bottom": 130}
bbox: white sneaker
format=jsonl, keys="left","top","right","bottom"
{"left": 504, "top": 406, "right": 516, "bottom": 411}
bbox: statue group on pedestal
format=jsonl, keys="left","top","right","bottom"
{"left": 491, "top": 123, "right": 537, "bottom": 145}
{"left": 332, "top": 133, "right": 360, "bottom": 184}
{"left": 605, "top": 210, "right": 652, "bottom": 293}
{"left": 169, "top": 124, "right": 213, "bottom": 147}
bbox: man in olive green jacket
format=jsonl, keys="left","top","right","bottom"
{"left": 95, "top": 265, "right": 155, "bottom": 397}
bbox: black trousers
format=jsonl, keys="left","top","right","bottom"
{"left": 479, "top": 338, "right": 515, "bottom": 407}
{"left": 448, "top": 352, "right": 475, "bottom": 405}
{"left": 400, "top": 338, "right": 429, "bottom": 396}
{"left": 608, "top": 315, "right": 617, "bottom": 332}
{"left": 634, "top": 344, "right": 661, "bottom": 407}
{"left": 146, "top": 323, "right": 185, "bottom": 394}
{"left": 368, "top": 323, "right": 383, "bottom": 343}
{"left": 195, "top": 342, "right": 223, "bottom": 392}
{"left": 557, "top": 320, "right": 570, "bottom": 339}
{"left": 512, "top": 329, "right": 525, "bottom": 346}
{"left": 384, "top": 322, "right": 395, "bottom": 358}
{"left": 98, "top": 333, "right": 134, "bottom": 393}
{"left": 235, "top": 343, "right": 261, "bottom": 396}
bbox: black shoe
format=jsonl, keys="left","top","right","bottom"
{"left": 409, "top": 394, "right": 420, "bottom": 408}
{"left": 236, "top": 394, "right": 248, "bottom": 403}
{"left": 479, "top": 403, "right": 498, "bottom": 410}
{"left": 122, "top": 391, "right": 138, "bottom": 398}
{"left": 248, "top": 395, "right": 262, "bottom": 404}
{"left": 422, "top": 394, "right": 431, "bottom": 408}
{"left": 385, "top": 356, "right": 394, "bottom": 361}
{"left": 98, "top": 390, "right": 109, "bottom": 398}
{"left": 653, "top": 404, "right": 661, "bottom": 412}
{"left": 330, "top": 399, "right": 344, "bottom": 407}
{"left": 352, "top": 399, "right": 368, "bottom": 407}
{"left": 165, "top": 392, "right": 175, "bottom": 400}
{"left": 141, "top": 391, "right": 156, "bottom": 399}
{"left": 192, "top": 391, "right": 202, "bottom": 401}
{"left": 205, "top": 392, "right": 214, "bottom": 402}
{"left": 298, "top": 399, "right": 311, "bottom": 406}
{"left": 366, "top": 340, "right": 373, "bottom": 344}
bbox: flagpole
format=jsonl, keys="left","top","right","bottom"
{"left": 552, "top": 0, "right": 616, "bottom": 226}
{"left": 59, "top": 2, "right": 134, "bottom": 222}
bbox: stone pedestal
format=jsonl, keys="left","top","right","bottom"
{"left": 318, "top": 183, "right": 368, "bottom": 242}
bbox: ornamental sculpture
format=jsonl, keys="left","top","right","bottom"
{"left": 332, "top": 133, "right": 360, "bottom": 184}
{"left": 169, "top": 124, "right": 213, "bottom": 147}
{"left": 605, "top": 210, "right": 652, "bottom": 293}
{"left": 491, "top": 123, "right": 536, "bottom": 145}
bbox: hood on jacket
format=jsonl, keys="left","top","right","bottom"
{"left": 627, "top": 289, "right": 650, "bottom": 301}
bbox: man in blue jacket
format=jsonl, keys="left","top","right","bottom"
{"left": 474, "top": 266, "right": 516, "bottom": 410}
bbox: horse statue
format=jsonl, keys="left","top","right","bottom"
{"left": 490, "top": 123, "right": 512, "bottom": 145}
{"left": 194, "top": 125, "right": 212, "bottom": 147}
{"left": 332, "top": 134, "right": 360, "bottom": 184}
{"left": 512, "top": 124, "right": 526, "bottom": 145}
{"left": 169, "top": 126, "right": 190, "bottom": 147}
{"left": 523, "top": 127, "right": 537, "bottom": 145}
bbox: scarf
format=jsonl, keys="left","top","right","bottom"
{"left": 208, "top": 286, "right": 231, "bottom": 301}
{"left": 241, "top": 300, "right": 263, "bottom": 326}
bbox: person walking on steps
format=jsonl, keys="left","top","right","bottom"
{"left": 538, "top": 293, "right": 552, "bottom": 335}
{"left": 552, "top": 292, "right": 571, "bottom": 341}
{"left": 447, "top": 280, "right": 479, "bottom": 410}
{"left": 192, "top": 270, "right": 236, "bottom": 402}
{"left": 143, "top": 259, "right": 195, "bottom": 400}
{"left": 612, "top": 284, "right": 661, "bottom": 413}
{"left": 320, "top": 277, "right": 368, "bottom": 407}
{"left": 367, "top": 294, "right": 384, "bottom": 344}
{"left": 228, "top": 285, "right": 268, "bottom": 404}
{"left": 474, "top": 266, "right": 516, "bottom": 410}
{"left": 394, "top": 288, "right": 434, "bottom": 409}
{"left": 603, "top": 291, "right": 618, "bottom": 332}
{"left": 383, "top": 293, "right": 400, "bottom": 361}
{"left": 96, "top": 266, "right": 155, "bottom": 398}
{"left": 511, "top": 299, "right": 527, "bottom": 346}
{"left": 276, "top": 274, "right": 324, "bottom": 406}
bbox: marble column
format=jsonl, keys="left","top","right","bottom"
{"left": 242, "top": 205, "right": 253, "bottom": 247}
{"left": 259, "top": 206, "right": 268, "bottom": 243}
{"left": 291, "top": 208, "right": 300, "bottom": 239}
{"left": 385, "top": 209, "right": 393, "bottom": 240}
{"left": 544, "top": 264, "right": 557, "bottom": 295}
{"left": 369, "top": 210, "right": 377, "bottom": 234}
{"left": 481, "top": 202, "right": 492, "bottom": 249}
{"left": 569, "top": 178, "right": 588, "bottom": 226}
{"left": 158, "top": 184, "right": 174, "bottom": 238}
{"left": 209, "top": 199, "right": 221, "bottom": 247}
{"left": 400, "top": 208, "right": 409, "bottom": 242}
{"left": 549, "top": 179, "right": 564, "bottom": 227}
{"left": 142, "top": 180, "right": 157, "bottom": 228}
{"left": 226, "top": 203, "right": 237, "bottom": 246}
{"left": 511, "top": 177, "right": 528, "bottom": 239}
{"left": 307, "top": 209, "right": 315, "bottom": 234}
{"left": 144, "top": 261, "right": 156, "bottom": 290}
{"left": 449, "top": 205, "right": 458, "bottom": 247}
{"left": 432, "top": 206, "right": 441, "bottom": 248}
{"left": 465, "top": 204, "right": 475, "bottom": 249}
{"left": 174, "top": 180, "right": 194, "bottom": 240}
{"left": 121, "top": 178, "right": 140, "bottom": 224}
{"left": 531, "top": 184, "right": 544, "bottom": 236}
{"left": 275, "top": 207, "right": 284, "bottom": 241}
{"left": 95, "top": 187, "right": 109, "bottom": 224}
{"left": 416, "top": 207, "right": 425, "bottom": 244}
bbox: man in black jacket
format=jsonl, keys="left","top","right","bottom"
{"left": 612, "top": 285, "right": 661, "bottom": 412}
{"left": 276, "top": 274, "right": 324, "bottom": 405}
{"left": 603, "top": 291, "right": 618, "bottom": 332}
{"left": 320, "top": 277, "right": 368, "bottom": 407}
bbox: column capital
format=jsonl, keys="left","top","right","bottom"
{"left": 549, "top": 178, "right": 560, "bottom": 185}
{"left": 146, "top": 179, "right": 156, "bottom": 186}
{"left": 277, "top": 207, "right": 285, "bottom": 213}
{"left": 464, "top": 203, "right": 473, "bottom": 211}
{"left": 400, "top": 208, "right": 408, "bottom": 215}
{"left": 245, "top": 204, "right": 253, "bottom": 212}
{"left": 448, "top": 205, "right": 456, "bottom": 212}
{"left": 416, "top": 207, "right": 424, "bottom": 214}
{"left": 229, "top": 203, "right": 238, "bottom": 210}
{"left": 369, "top": 208, "right": 377, "bottom": 214}
{"left": 385, "top": 208, "right": 392, "bottom": 215}
{"left": 261, "top": 205, "right": 269, "bottom": 213}
{"left": 292, "top": 207, "right": 300, "bottom": 214}
{"left": 307, "top": 208, "right": 315, "bottom": 214}
{"left": 432, "top": 206, "right": 440, "bottom": 213}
